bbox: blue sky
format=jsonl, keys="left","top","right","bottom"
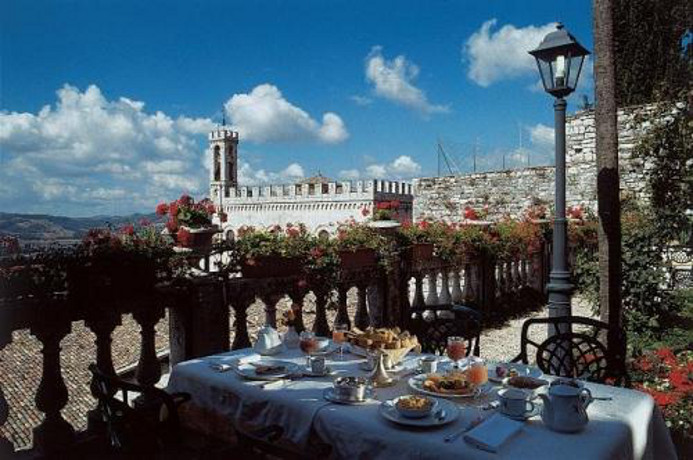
{"left": 1, "top": 0, "right": 593, "bottom": 216}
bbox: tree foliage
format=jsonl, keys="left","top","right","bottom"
{"left": 614, "top": 0, "right": 692, "bottom": 106}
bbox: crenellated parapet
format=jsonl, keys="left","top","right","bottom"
{"left": 221, "top": 179, "right": 413, "bottom": 203}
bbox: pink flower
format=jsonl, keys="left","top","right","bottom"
{"left": 178, "top": 194, "right": 193, "bottom": 206}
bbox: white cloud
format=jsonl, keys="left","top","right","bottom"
{"left": 365, "top": 47, "right": 449, "bottom": 115}
{"left": 465, "top": 19, "right": 556, "bottom": 87}
{"left": 225, "top": 84, "right": 348, "bottom": 144}
{"left": 339, "top": 169, "right": 361, "bottom": 180}
{"left": 363, "top": 155, "right": 422, "bottom": 179}
{"left": 237, "top": 161, "right": 305, "bottom": 185}
{"left": 0, "top": 84, "right": 211, "bottom": 215}
{"left": 350, "top": 95, "right": 373, "bottom": 106}
{"left": 529, "top": 123, "right": 555, "bottom": 149}
{"left": 390, "top": 155, "right": 422, "bottom": 176}
{"left": 365, "top": 164, "right": 388, "bottom": 178}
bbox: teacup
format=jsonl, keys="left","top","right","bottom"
{"left": 420, "top": 356, "right": 438, "bottom": 374}
{"left": 309, "top": 356, "right": 326, "bottom": 374}
{"left": 498, "top": 388, "right": 537, "bottom": 418}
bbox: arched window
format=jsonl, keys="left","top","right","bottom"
{"left": 213, "top": 146, "right": 221, "bottom": 181}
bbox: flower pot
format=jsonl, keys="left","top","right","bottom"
{"left": 412, "top": 243, "right": 434, "bottom": 260}
{"left": 176, "top": 226, "right": 219, "bottom": 250}
{"left": 339, "top": 248, "right": 377, "bottom": 270}
{"left": 241, "top": 256, "right": 304, "bottom": 278}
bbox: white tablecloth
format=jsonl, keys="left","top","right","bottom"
{"left": 167, "top": 348, "right": 676, "bottom": 460}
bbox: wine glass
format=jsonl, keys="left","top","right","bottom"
{"left": 299, "top": 331, "right": 317, "bottom": 368}
{"left": 332, "top": 324, "right": 348, "bottom": 361}
{"left": 447, "top": 336, "right": 467, "bottom": 370}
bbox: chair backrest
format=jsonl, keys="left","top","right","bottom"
{"left": 513, "top": 316, "right": 624, "bottom": 384}
{"left": 89, "top": 364, "right": 168, "bottom": 453}
{"left": 410, "top": 304, "right": 482, "bottom": 357}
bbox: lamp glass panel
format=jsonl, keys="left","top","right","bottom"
{"left": 537, "top": 58, "right": 554, "bottom": 91}
{"left": 567, "top": 54, "right": 586, "bottom": 90}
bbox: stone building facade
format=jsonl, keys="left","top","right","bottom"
{"left": 413, "top": 104, "right": 654, "bottom": 221}
{"left": 207, "top": 129, "right": 414, "bottom": 238}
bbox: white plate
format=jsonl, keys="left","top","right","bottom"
{"left": 235, "top": 360, "right": 299, "bottom": 381}
{"left": 488, "top": 362, "right": 543, "bottom": 383}
{"left": 408, "top": 375, "right": 481, "bottom": 399}
{"left": 323, "top": 388, "right": 374, "bottom": 405}
{"left": 380, "top": 398, "right": 459, "bottom": 427}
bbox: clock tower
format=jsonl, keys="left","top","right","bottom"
{"left": 209, "top": 128, "right": 239, "bottom": 202}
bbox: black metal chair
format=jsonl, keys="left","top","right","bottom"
{"left": 511, "top": 316, "right": 627, "bottom": 384}
{"left": 410, "top": 304, "right": 482, "bottom": 357}
{"left": 89, "top": 364, "right": 191, "bottom": 455}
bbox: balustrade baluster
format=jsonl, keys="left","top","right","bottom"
{"left": 521, "top": 258, "right": 528, "bottom": 286}
{"left": 505, "top": 260, "right": 514, "bottom": 292}
{"left": 496, "top": 263, "right": 504, "bottom": 296}
{"left": 461, "top": 264, "right": 473, "bottom": 303}
{"left": 424, "top": 271, "right": 439, "bottom": 306}
{"left": 439, "top": 270, "right": 452, "bottom": 305}
{"left": 334, "top": 286, "right": 351, "bottom": 329}
{"left": 0, "top": 311, "right": 13, "bottom": 457}
{"left": 412, "top": 274, "right": 425, "bottom": 309}
{"left": 512, "top": 258, "right": 521, "bottom": 290}
{"left": 287, "top": 288, "right": 307, "bottom": 333}
{"left": 312, "top": 289, "right": 330, "bottom": 337}
{"left": 261, "top": 293, "right": 282, "bottom": 328}
{"left": 85, "top": 308, "right": 122, "bottom": 431}
{"left": 450, "top": 269, "right": 463, "bottom": 303}
{"left": 31, "top": 308, "right": 75, "bottom": 454}
{"left": 133, "top": 306, "right": 165, "bottom": 406}
{"left": 231, "top": 294, "right": 253, "bottom": 349}
{"left": 354, "top": 283, "right": 370, "bottom": 330}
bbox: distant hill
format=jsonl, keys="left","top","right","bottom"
{"left": 0, "top": 212, "right": 161, "bottom": 242}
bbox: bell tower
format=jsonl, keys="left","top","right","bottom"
{"left": 209, "top": 127, "right": 239, "bottom": 201}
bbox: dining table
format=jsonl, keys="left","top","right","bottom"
{"left": 166, "top": 346, "right": 677, "bottom": 460}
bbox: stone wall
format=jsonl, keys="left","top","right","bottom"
{"left": 414, "top": 104, "right": 654, "bottom": 221}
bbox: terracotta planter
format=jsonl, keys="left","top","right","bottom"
{"left": 176, "top": 226, "right": 219, "bottom": 250}
{"left": 339, "top": 248, "right": 377, "bottom": 270}
{"left": 412, "top": 243, "right": 434, "bottom": 260}
{"left": 241, "top": 256, "right": 304, "bottom": 278}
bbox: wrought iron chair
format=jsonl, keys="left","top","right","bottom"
{"left": 511, "top": 316, "right": 627, "bottom": 384}
{"left": 88, "top": 364, "right": 191, "bottom": 454}
{"left": 410, "top": 304, "right": 482, "bottom": 357}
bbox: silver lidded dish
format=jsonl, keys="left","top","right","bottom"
{"left": 333, "top": 376, "right": 369, "bottom": 401}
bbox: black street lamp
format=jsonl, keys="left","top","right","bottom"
{"left": 529, "top": 24, "right": 590, "bottom": 331}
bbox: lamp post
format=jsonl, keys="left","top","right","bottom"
{"left": 529, "top": 24, "right": 590, "bottom": 333}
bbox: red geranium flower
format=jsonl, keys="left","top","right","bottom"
{"left": 119, "top": 224, "right": 135, "bottom": 236}
{"left": 156, "top": 203, "right": 169, "bottom": 216}
{"left": 361, "top": 207, "right": 370, "bottom": 217}
{"left": 178, "top": 194, "right": 193, "bottom": 206}
{"left": 219, "top": 212, "right": 228, "bottom": 223}
{"left": 652, "top": 391, "right": 679, "bottom": 407}
{"left": 166, "top": 220, "right": 178, "bottom": 233}
{"left": 669, "top": 369, "right": 689, "bottom": 389}
{"left": 464, "top": 206, "right": 478, "bottom": 220}
{"left": 656, "top": 348, "right": 677, "bottom": 366}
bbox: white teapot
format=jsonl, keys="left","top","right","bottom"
{"left": 539, "top": 379, "right": 593, "bottom": 433}
{"left": 254, "top": 325, "right": 284, "bottom": 355}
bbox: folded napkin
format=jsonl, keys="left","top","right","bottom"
{"left": 464, "top": 413, "right": 524, "bottom": 453}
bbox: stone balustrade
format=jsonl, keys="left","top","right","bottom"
{"left": 0, "top": 245, "right": 549, "bottom": 455}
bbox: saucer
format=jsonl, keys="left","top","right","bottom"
{"left": 379, "top": 398, "right": 459, "bottom": 427}
{"left": 500, "top": 405, "right": 542, "bottom": 421}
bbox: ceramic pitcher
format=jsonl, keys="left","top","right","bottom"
{"left": 539, "top": 381, "right": 593, "bottom": 433}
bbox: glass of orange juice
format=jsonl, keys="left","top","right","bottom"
{"left": 468, "top": 357, "right": 488, "bottom": 385}
{"left": 332, "top": 323, "right": 348, "bottom": 361}
{"left": 447, "top": 336, "right": 466, "bottom": 369}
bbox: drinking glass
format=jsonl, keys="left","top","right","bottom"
{"left": 332, "top": 324, "right": 348, "bottom": 361}
{"left": 299, "top": 331, "right": 317, "bottom": 368}
{"left": 468, "top": 357, "right": 488, "bottom": 385}
{"left": 447, "top": 336, "right": 467, "bottom": 369}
